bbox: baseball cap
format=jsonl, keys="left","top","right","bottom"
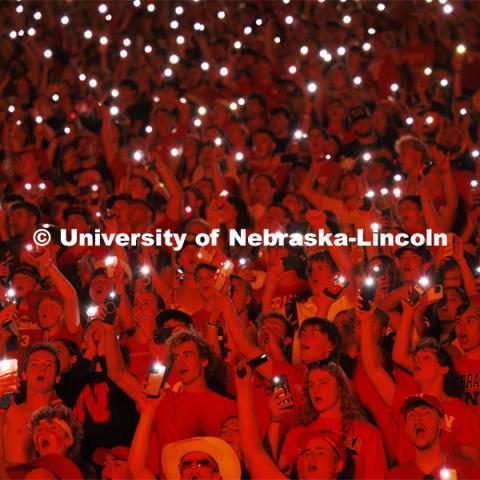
{"left": 7, "top": 454, "right": 83, "bottom": 479}
{"left": 400, "top": 394, "right": 445, "bottom": 418}
{"left": 93, "top": 446, "right": 130, "bottom": 465}
{"left": 393, "top": 244, "right": 432, "bottom": 262}
{"left": 296, "top": 429, "right": 347, "bottom": 462}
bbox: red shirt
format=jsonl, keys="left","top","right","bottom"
{"left": 386, "top": 454, "right": 480, "bottom": 479}
{"left": 281, "top": 417, "right": 387, "bottom": 479}
{"left": 454, "top": 355, "right": 480, "bottom": 411}
{"left": 392, "top": 385, "right": 480, "bottom": 464}
{"left": 149, "top": 389, "right": 236, "bottom": 475}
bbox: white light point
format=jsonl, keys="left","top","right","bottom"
{"left": 443, "top": 4, "right": 453, "bottom": 14}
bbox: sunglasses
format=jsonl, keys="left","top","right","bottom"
{"left": 179, "top": 458, "right": 218, "bottom": 472}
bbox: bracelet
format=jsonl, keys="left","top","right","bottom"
{"left": 207, "top": 321, "right": 218, "bottom": 328}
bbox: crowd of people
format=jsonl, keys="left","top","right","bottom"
{"left": 1, "top": 0, "right": 480, "bottom": 478}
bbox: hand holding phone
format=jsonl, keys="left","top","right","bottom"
{"left": 145, "top": 363, "right": 169, "bottom": 397}
{"left": 271, "top": 375, "right": 294, "bottom": 410}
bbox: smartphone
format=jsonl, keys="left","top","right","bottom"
{"left": 408, "top": 282, "right": 427, "bottom": 306}
{"left": 103, "top": 292, "right": 121, "bottom": 325}
{"left": 247, "top": 353, "right": 269, "bottom": 369}
{"left": 323, "top": 274, "right": 349, "bottom": 300}
{"left": 359, "top": 197, "right": 371, "bottom": 211}
{"left": 426, "top": 285, "right": 443, "bottom": 304}
{"left": 0, "top": 359, "right": 18, "bottom": 375}
{"left": 215, "top": 259, "right": 234, "bottom": 291}
{"left": 360, "top": 277, "right": 376, "bottom": 311}
{"left": 197, "top": 246, "right": 216, "bottom": 263}
{"left": 422, "top": 159, "right": 435, "bottom": 176}
{"left": 145, "top": 363, "right": 168, "bottom": 398}
{"left": 271, "top": 375, "right": 294, "bottom": 409}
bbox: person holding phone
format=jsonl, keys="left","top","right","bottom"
{"left": 269, "top": 361, "right": 387, "bottom": 479}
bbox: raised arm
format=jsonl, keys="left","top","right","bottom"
{"left": 357, "top": 300, "right": 396, "bottom": 407}
{"left": 128, "top": 394, "right": 163, "bottom": 480}
{"left": 101, "top": 323, "right": 143, "bottom": 404}
{"left": 235, "top": 367, "right": 287, "bottom": 480}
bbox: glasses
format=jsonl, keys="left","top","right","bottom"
{"left": 179, "top": 458, "right": 218, "bottom": 472}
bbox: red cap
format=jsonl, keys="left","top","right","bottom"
{"left": 6, "top": 454, "right": 83, "bottom": 479}
{"left": 296, "top": 429, "right": 347, "bottom": 462}
{"left": 400, "top": 393, "right": 445, "bottom": 417}
{"left": 93, "top": 446, "right": 130, "bottom": 466}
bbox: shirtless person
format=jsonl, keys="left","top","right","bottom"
{"left": 0, "top": 343, "right": 60, "bottom": 474}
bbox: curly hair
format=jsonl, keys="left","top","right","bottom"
{"left": 166, "top": 330, "right": 229, "bottom": 396}
{"left": 29, "top": 404, "right": 84, "bottom": 458}
{"left": 299, "top": 362, "right": 367, "bottom": 439}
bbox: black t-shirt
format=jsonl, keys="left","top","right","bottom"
{"left": 75, "top": 357, "right": 139, "bottom": 461}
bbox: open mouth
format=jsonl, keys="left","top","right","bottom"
{"left": 37, "top": 375, "right": 45, "bottom": 381}
{"left": 179, "top": 368, "right": 188, "bottom": 375}
{"left": 307, "top": 465, "right": 318, "bottom": 472}
{"left": 415, "top": 426, "right": 425, "bottom": 436}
